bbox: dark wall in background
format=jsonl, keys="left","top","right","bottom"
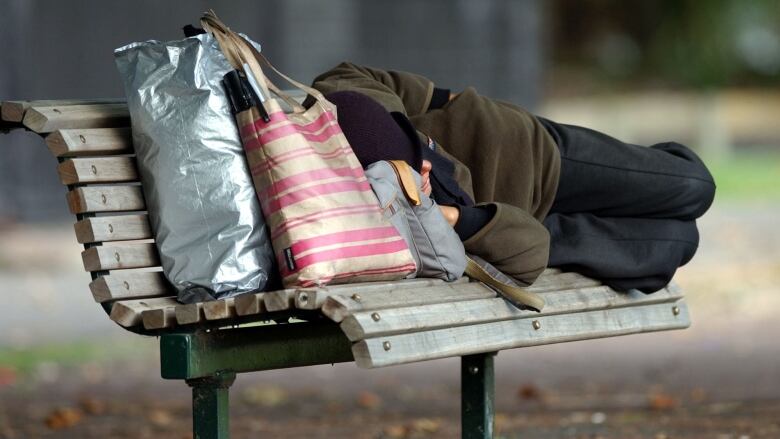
{"left": 0, "top": 0, "right": 543, "bottom": 222}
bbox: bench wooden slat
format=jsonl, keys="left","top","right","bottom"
{"left": 23, "top": 103, "right": 130, "bottom": 133}
{"left": 295, "top": 278, "right": 452, "bottom": 311}
{"left": 352, "top": 300, "right": 690, "bottom": 368}
{"left": 66, "top": 185, "right": 146, "bottom": 214}
{"left": 142, "top": 307, "right": 177, "bottom": 330}
{"left": 204, "top": 298, "right": 237, "bottom": 321}
{"left": 46, "top": 128, "right": 133, "bottom": 157}
{"left": 110, "top": 296, "right": 178, "bottom": 327}
{"left": 339, "top": 284, "right": 682, "bottom": 342}
{"left": 81, "top": 243, "right": 159, "bottom": 271}
{"left": 89, "top": 271, "right": 170, "bottom": 302}
{"left": 234, "top": 292, "right": 269, "bottom": 316}
{"left": 175, "top": 303, "right": 205, "bottom": 326}
{"left": 264, "top": 290, "right": 296, "bottom": 312}
{"left": 58, "top": 157, "right": 139, "bottom": 185}
{"left": 322, "top": 281, "right": 495, "bottom": 323}
{"left": 527, "top": 271, "right": 602, "bottom": 293}
{"left": 74, "top": 214, "right": 152, "bottom": 243}
{"left": 2, "top": 99, "right": 125, "bottom": 123}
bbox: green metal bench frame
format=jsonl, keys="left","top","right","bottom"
{"left": 160, "top": 323, "right": 497, "bottom": 439}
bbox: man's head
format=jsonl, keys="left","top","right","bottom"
{"left": 326, "top": 91, "right": 423, "bottom": 171}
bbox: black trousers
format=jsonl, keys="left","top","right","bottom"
{"left": 538, "top": 118, "right": 716, "bottom": 293}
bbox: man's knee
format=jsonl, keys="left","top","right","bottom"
{"left": 657, "top": 142, "right": 716, "bottom": 218}
{"left": 679, "top": 156, "right": 716, "bottom": 218}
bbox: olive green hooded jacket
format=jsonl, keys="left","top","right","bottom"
{"left": 312, "top": 62, "right": 561, "bottom": 285}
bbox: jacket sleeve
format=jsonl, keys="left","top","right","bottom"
{"left": 312, "top": 62, "right": 435, "bottom": 117}
{"left": 462, "top": 202, "right": 550, "bottom": 286}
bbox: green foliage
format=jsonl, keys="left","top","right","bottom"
{"left": 552, "top": 0, "right": 780, "bottom": 88}
{"left": 0, "top": 338, "right": 154, "bottom": 374}
{"left": 707, "top": 152, "right": 780, "bottom": 201}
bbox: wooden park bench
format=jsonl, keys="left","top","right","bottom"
{"left": 1, "top": 100, "right": 691, "bottom": 439}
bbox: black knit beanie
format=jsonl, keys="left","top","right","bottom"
{"left": 326, "top": 91, "right": 423, "bottom": 171}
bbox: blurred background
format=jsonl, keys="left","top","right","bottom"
{"left": 1, "top": 0, "right": 779, "bottom": 437}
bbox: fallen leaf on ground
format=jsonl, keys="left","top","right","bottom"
{"left": 78, "top": 396, "right": 106, "bottom": 415}
{"left": 44, "top": 407, "right": 83, "bottom": 429}
{"left": 383, "top": 424, "right": 409, "bottom": 438}
{"left": 517, "top": 384, "right": 542, "bottom": 401}
{"left": 242, "top": 386, "right": 288, "bottom": 407}
{"left": 357, "top": 391, "right": 382, "bottom": 410}
{"left": 649, "top": 392, "right": 679, "bottom": 410}
{"left": 411, "top": 418, "right": 441, "bottom": 433}
{"left": 147, "top": 408, "right": 173, "bottom": 427}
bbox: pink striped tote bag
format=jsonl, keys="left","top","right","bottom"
{"left": 203, "top": 13, "right": 416, "bottom": 287}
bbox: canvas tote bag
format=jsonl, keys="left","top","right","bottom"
{"left": 202, "top": 12, "right": 416, "bottom": 288}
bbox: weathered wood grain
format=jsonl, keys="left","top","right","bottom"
{"left": 527, "top": 271, "right": 602, "bottom": 293}
{"left": 234, "top": 292, "right": 266, "bottom": 316}
{"left": 2, "top": 99, "right": 125, "bottom": 122}
{"left": 295, "top": 278, "right": 454, "bottom": 310}
{"left": 352, "top": 300, "right": 690, "bottom": 368}
{"left": 74, "top": 214, "right": 152, "bottom": 243}
{"left": 23, "top": 103, "right": 129, "bottom": 133}
{"left": 66, "top": 185, "right": 145, "bottom": 214}
{"left": 322, "top": 282, "right": 495, "bottom": 323}
{"left": 57, "top": 157, "right": 138, "bottom": 185}
{"left": 339, "top": 284, "right": 682, "bottom": 342}
{"left": 81, "top": 243, "right": 159, "bottom": 271}
{"left": 46, "top": 127, "right": 132, "bottom": 157}
{"left": 175, "top": 303, "right": 205, "bottom": 325}
{"left": 264, "top": 290, "right": 296, "bottom": 312}
{"left": 110, "top": 296, "right": 178, "bottom": 327}
{"left": 89, "top": 271, "right": 169, "bottom": 302}
{"left": 203, "top": 298, "right": 237, "bottom": 321}
{"left": 142, "top": 307, "right": 177, "bottom": 330}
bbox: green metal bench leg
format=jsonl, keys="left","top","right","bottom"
{"left": 187, "top": 371, "right": 236, "bottom": 439}
{"left": 461, "top": 352, "right": 496, "bottom": 439}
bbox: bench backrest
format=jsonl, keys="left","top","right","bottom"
{"left": 26, "top": 102, "right": 178, "bottom": 333}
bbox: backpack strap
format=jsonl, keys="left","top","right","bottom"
{"left": 388, "top": 160, "right": 422, "bottom": 206}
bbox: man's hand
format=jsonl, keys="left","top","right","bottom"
{"left": 438, "top": 205, "right": 460, "bottom": 226}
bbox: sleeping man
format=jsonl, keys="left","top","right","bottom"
{"left": 311, "top": 62, "right": 715, "bottom": 293}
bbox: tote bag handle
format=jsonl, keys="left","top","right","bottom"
{"left": 201, "top": 10, "right": 325, "bottom": 114}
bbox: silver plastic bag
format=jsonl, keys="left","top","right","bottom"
{"left": 114, "top": 33, "right": 276, "bottom": 302}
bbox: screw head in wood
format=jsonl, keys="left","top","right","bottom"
{"left": 108, "top": 224, "right": 114, "bottom": 233}
{"left": 672, "top": 306, "right": 680, "bottom": 316}
{"left": 532, "top": 320, "right": 541, "bottom": 330}
{"left": 468, "top": 365, "right": 479, "bottom": 375}
{"left": 91, "top": 165, "right": 98, "bottom": 175}
{"left": 101, "top": 194, "right": 107, "bottom": 204}
{"left": 123, "top": 281, "right": 130, "bottom": 290}
{"left": 371, "top": 312, "right": 381, "bottom": 322}
{"left": 382, "top": 341, "right": 391, "bottom": 351}
{"left": 351, "top": 293, "right": 362, "bottom": 302}
{"left": 298, "top": 292, "right": 309, "bottom": 305}
{"left": 114, "top": 252, "right": 121, "bottom": 262}
{"left": 79, "top": 135, "right": 87, "bottom": 143}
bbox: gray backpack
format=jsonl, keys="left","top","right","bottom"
{"left": 365, "top": 160, "right": 466, "bottom": 281}
{"left": 365, "top": 160, "right": 546, "bottom": 311}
